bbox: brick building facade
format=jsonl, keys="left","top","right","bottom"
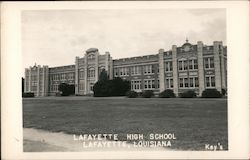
{"left": 24, "top": 40, "right": 227, "bottom": 97}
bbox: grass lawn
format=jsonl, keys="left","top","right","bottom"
{"left": 23, "top": 97, "right": 228, "bottom": 150}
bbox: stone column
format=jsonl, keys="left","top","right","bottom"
{"left": 84, "top": 55, "right": 88, "bottom": 95}
{"left": 197, "top": 41, "right": 205, "bottom": 96}
{"left": 42, "top": 67, "right": 45, "bottom": 96}
{"left": 158, "top": 49, "right": 165, "bottom": 92}
{"left": 220, "top": 43, "right": 226, "bottom": 90}
{"left": 172, "top": 45, "right": 178, "bottom": 95}
{"left": 43, "top": 66, "right": 49, "bottom": 96}
{"left": 75, "top": 56, "right": 79, "bottom": 95}
{"left": 213, "top": 41, "right": 222, "bottom": 92}
{"left": 24, "top": 69, "right": 28, "bottom": 92}
{"left": 105, "top": 52, "right": 110, "bottom": 75}
{"left": 95, "top": 51, "right": 99, "bottom": 83}
{"left": 37, "top": 66, "right": 40, "bottom": 97}
{"left": 28, "top": 67, "right": 32, "bottom": 92}
{"left": 109, "top": 57, "right": 113, "bottom": 80}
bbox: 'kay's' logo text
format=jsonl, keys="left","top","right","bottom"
{"left": 205, "top": 143, "right": 223, "bottom": 151}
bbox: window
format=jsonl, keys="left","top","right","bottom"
{"left": 79, "top": 83, "right": 84, "bottom": 91}
{"left": 189, "top": 59, "right": 198, "bottom": 70}
{"left": 68, "top": 73, "right": 74, "bottom": 80}
{"left": 179, "top": 77, "right": 189, "bottom": 88}
{"left": 195, "top": 77, "right": 199, "bottom": 87}
{"left": 90, "top": 83, "right": 94, "bottom": 91}
{"left": 206, "top": 76, "right": 216, "bottom": 87}
{"left": 165, "top": 61, "right": 173, "bottom": 71}
{"left": 178, "top": 60, "right": 188, "bottom": 71}
{"left": 114, "top": 68, "right": 119, "bottom": 77}
{"left": 144, "top": 79, "right": 155, "bottom": 90}
{"left": 179, "top": 78, "right": 184, "bottom": 88}
{"left": 189, "top": 77, "right": 194, "bottom": 87}
{"left": 88, "top": 54, "right": 95, "bottom": 60}
{"left": 166, "top": 78, "right": 173, "bottom": 88}
{"left": 88, "top": 68, "right": 95, "bottom": 78}
{"left": 144, "top": 65, "right": 154, "bottom": 74}
{"left": 131, "top": 80, "right": 141, "bottom": 90}
{"left": 178, "top": 61, "right": 183, "bottom": 70}
{"left": 184, "top": 61, "right": 188, "bottom": 70}
{"left": 61, "top": 74, "right": 66, "bottom": 80}
{"left": 79, "top": 70, "right": 84, "bottom": 79}
{"left": 194, "top": 59, "right": 198, "bottom": 69}
{"left": 119, "top": 67, "right": 129, "bottom": 76}
{"left": 131, "top": 66, "right": 141, "bottom": 75}
{"left": 184, "top": 78, "right": 189, "bottom": 87}
{"left": 204, "top": 57, "right": 214, "bottom": 69}
{"left": 189, "top": 77, "right": 199, "bottom": 88}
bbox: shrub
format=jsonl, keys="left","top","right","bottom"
{"left": 159, "top": 89, "right": 175, "bottom": 98}
{"left": 126, "top": 91, "right": 138, "bottom": 98}
{"left": 142, "top": 90, "right": 154, "bottom": 98}
{"left": 58, "top": 83, "right": 75, "bottom": 96}
{"left": 202, "top": 89, "right": 222, "bottom": 98}
{"left": 179, "top": 90, "right": 196, "bottom": 98}
{"left": 221, "top": 88, "right": 227, "bottom": 96}
{"left": 22, "top": 92, "right": 34, "bottom": 98}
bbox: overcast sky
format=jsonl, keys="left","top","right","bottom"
{"left": 22, "top": 9, "right": 226, "bottom": 71}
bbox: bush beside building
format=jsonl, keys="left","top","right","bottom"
{"left": 159, "top": 89, "right": 176, "bottom": 98}
{"left": 201, "top": 89, "right": 222, "bottom": 98}
{"left": 179, "top": 90, "right": 196, "bottom": 98}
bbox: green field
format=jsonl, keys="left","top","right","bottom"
{"left": 23, "top": 97, "right": 228, "bottom": 150}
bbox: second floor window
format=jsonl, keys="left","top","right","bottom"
{"left": 189, "top": 59, "right": 198, "bottom": 70}
{"left": 144, "top": 65, "right": 154, "bottom": 74}
{"left": 88, "top": 68, "right": 95, "bottom": 78}
{"left": 204, "top": 57, "right": 214, "bottom": 69}
{"left": 165, "top": 61, "right": 173, "bottom": 72}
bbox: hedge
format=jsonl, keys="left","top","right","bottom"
{"left": 126, "top": 91, "right": 138, "bottom": 98}
{"left": 142, "top": 90, "right": 154, "bottom": 98}
{"left": 179, "top": 90, "right": 196, "bottom": 98}
{"left": 22, "top": 92, "right": 34, "bottom": 98}
{"left": 159, "top": 89, "right": 176, "bottom": 98}
{"left": 202, "top": 89, "right": 222, "bottom": 98}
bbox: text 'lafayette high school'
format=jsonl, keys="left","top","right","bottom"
{"left": 24, "top": 40, "right": 227, "bottom": 97}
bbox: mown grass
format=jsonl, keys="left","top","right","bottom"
{"left": 23, "top": 97, "right": 228, "bottom": 150}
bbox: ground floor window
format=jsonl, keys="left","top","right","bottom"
{"left": 205, "top": 76, "right": 215, "bottom": 87}
{"left": 179, "top": 77, "right": 199, "bottom": 88}
{"left": 90, "top": 83, "right": 94, "bottom": 91}
{"left": 189, "top": 77, "right": 199, "bottom": 88}
{"left": 166, "top": 78, "right": 173, "bottom": 88}
{"left": 131, "top": 80, "right": 141, "bottom": 90}
{"left": 79, "top": 83, "right": 84, "bottom": 91}
{"left": 144, "top": 79, "right": 155, "bottom": 90}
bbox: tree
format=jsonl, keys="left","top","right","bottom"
{"left": 58, "top": 83, "right": 75, "bottom": 96}
{"left": 99, "top": 69, "right": 108, "bottom": 82}
{"left": 93, "top": 75, "right": 130, "bottom": 97}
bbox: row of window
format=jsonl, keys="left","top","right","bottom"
{"left": 114, "top": 57, "right": 214, "bottom": 77}
{"left": 179, "top": 77, "right": 199, "bottom": 88}
{"left": 130, "top": 76, "right": 215, "bottom": 90}
{"left": 79, "top": 82, "right": 94, "bottom": 91}
{"left": 114, "top": 65, "right": 156, "bottom": 77}
{"left": 131, "top": 79, "right": 158, "bottom": 90}
{"left": 51, "top": 73, "right": 74, "bottom": 81}
{"left": 50, "top": 84, "right": 59, "bottom": 92}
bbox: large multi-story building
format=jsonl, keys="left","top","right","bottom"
{"left": 24, "top": 40, "right": 227, "bottom": 97}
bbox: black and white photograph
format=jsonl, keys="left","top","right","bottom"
{"left": 1, "top": 1, "right": 249, "bottom": 159}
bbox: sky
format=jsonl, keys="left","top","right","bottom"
{"left": 22, "top": 9, "right": 226, "bottom": 71}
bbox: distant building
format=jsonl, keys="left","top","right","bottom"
{"left": 24, "top": 40, "right": 227, "bottom": 97}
